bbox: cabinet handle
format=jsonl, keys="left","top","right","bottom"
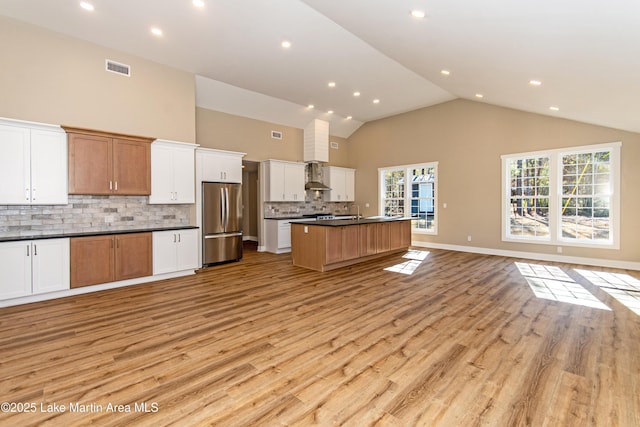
{"left": 26, "top": 245, "right": 30, "bottom": 256}
{"left": 173, "top": 234, "right": 177, "bottom": 243}
{"left": 34, "top": 244, "right": 38, "bottom": 256}
{"left": 115, "top": 181, "right": 118, "bottom": 191}
{"left": 25, "top": 188, "right": 30, "bottom": 201}
{"left": 178, "top": 233, "right": 181, "bottom": 243}
{"left": 32, "top": 188, "right": 36, "bottom": 201}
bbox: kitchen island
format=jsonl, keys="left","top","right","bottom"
{"left": 290, "top": 217, "right": 411, "bottom": 272}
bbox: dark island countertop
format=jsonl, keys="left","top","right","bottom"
{"left": 289, "top": 216, "right": 411, "bottom": 227}
{"left": 0, "top": 225, "right": 199, "bottom": 243}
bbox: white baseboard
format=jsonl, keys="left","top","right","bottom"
{"left": 412, "top": 241, "right": 640, "bottom": 271}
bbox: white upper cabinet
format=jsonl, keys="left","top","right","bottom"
{"left": 264, "top": 160, "right": 306, "bottom": 202}
{"left": 0, "top": 118, "right": 67, "bottom": 205}
{"left": 197, "top": 148, "right": 245, "bottom": 183}
{"left": 150, "top": 140, "right": 198, "bottom": 204}
{"left": 323, "top": 166, "right": 356, "bottom": 202}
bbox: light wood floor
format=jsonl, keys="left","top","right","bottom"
{"left": 1, "top": 244, "right": 639, "bottom": 426}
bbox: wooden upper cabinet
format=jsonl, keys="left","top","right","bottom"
{"left": 64, "top": 127, "right": 152, "bottom": 195}
{"left": 113, "top": 138, "right": 151, "bottom": 195}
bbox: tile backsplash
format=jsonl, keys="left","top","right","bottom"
{"left": 0, "top": 195, "right": 191, "bottom": 237}
{"left": 264, "top": 190, "right": 356, "bottom": 218}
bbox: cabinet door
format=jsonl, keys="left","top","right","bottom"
{"left": 389, "top": 221, "right": 411, "bottom": 250}
{"left": 376, "top": 223, "right": 391, "bottom": 253}
{"left": 342, "top": 226, "right": 360, "bottom": 260}
{"left": 30, "top": 129, "right": 68, "bottom": 205}
{"left": 325, "top": 227, "right": 343, "bottom": 264}
{"left": 201, "top": 151, "right": 242, "bottom": 183}
{"left": 344, "top": 169, "right": 355, "bottom": 202}
{"left": 0, "top": 241, "right": 32, "bottom": 299}
{"left": 152, "top": 230, "right": 177, "bottom": 275}
{"left": 175, "top": 229, "right": 198, "bottom": 271}
{"left": 32, "top": 238, "right": 70, "bottom": 295}
{"left": 278, "top": 222, "right": 291, "bottom": 249}
{"left": 71, "top": 235, "right": 115, "bottom": 288}
{"left": 150, "top": 143, "right": 175, "bottom": 203}
{"left": 359, "top": 224, "right": 377, "bottom": 256}
{"left": 113, "top": 138, "right": 150, "bottom": 195}
{"left": 284, "top": 163, "right": 305, "bottom": 201}
{"left": 172, "top": 147, "right": 195, "bottom": 203}
{"left": 115, "top": 233, "right": 152, "bottom": 281}
{"left": 68, "top": 133, "right": 112, "bottom": 195}
{"left": 0, "top": 124, "right": 30, "bottom": 204}
{"left": 267, "top": 161, "right": 286, "bottom": 201}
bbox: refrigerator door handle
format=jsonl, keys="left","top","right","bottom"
{"left": 224, "top": 187, "right": 229, "bottom": 231}
{"left": 219, "top": 187, "right": 225, "bottom": 231}
{"left": 204, "top": 232, "right": 243, "bottom": 239}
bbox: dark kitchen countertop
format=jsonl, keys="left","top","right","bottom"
{"left": 0, "top": 225, "right": 199, "bottom": 243}
{"left": 264, "top": 216, "right": 306, "bottom": 220}
{"left": 289, "top": 216, "right": 411, "bottom": 227}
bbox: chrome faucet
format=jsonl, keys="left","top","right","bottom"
{"left": 352, "top": 204, "right": 360, "bottom": 220}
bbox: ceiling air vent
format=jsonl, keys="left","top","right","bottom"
{"left": 105, "top": 59, "right": 131, "bottom": 77}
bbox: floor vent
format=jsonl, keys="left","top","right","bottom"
{"left": 106, "top": 59, "right": 131, "bottom": 77}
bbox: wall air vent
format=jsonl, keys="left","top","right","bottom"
{"left": 105, "top": 59, "right": 131, "bottom": 77}
{"left": 330, "top": 141, "right": 339, "bottom": 149}
{"left": 271, "top": 130, "right": 283, "bottom": 140}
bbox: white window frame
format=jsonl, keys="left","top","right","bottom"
{"left": 501, "top": 142, "right": 621, "bottom": 249}
{"left": 379, "top": 162, "right": 438, "bottom": 235}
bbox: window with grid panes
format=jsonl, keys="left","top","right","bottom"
{"left": 379, "top": 162, "right": 438, "bottom": 234}
{"left": 501, "top": 142, "right": 620, "bottom": 248}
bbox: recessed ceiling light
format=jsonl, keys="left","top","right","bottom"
{"left": 80, "top": 2, "right": 94, "bottom": 11}
{"left": 475, "top": 93, "right": 484, "bottom": 99}
{"left": 549, "top": 106, "right": 560, "bottom": 111}
{"left": 441, "top": 70, "right": 451, "bottom": 76}
{"left": 411, "top": 10, "right": 426, "bottom": 19}
{"left": 346, "top": 116, "right": 352, "bottom": 120}
{"left": 192, "top": 0, "right": 205, "bottom": 7}
{"left": 328, "top": 82, "right": 336, "bottom": 88}
{"left": 307, "top": 104, "right": 314, "bottom": 109}
{"left": 353, "top": 91, "right": 361, "bottom": 97}
{"left": 373, "top": 99, "right": 380, "bottom": 104}
{"left": 151, "top": 27, "right": 163, "bottom": 36}
{"left": 529, "top": 80, "right": 542, "bottom": 86}
{"left": 281, "top": 40, "right": 291, "bottom": 49}
{"left": 328, "top": 110, "right": 334, "bottom": 114}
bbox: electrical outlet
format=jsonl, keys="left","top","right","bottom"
{"left": 557, "top": 246, "right": 563, "bottom": 253}
{"left": 467, "top": 235, "right": 472, "bottom": 242}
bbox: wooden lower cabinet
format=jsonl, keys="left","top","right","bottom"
{"left": 70, "top": 233, "right": 152, "bottom": 288}
{"left": 292, "top": 220, "right": 412, "bottom": 272}
{"left": 115, "top": 233, "right": 153, "bottom": 281}
{"left": 359, "top": 224, "right": 377, "bottom": 256}
{"left": 325, "top": 226, "right": 360, "bottom": 264}
{"left": 389, "top": 220, "right": 411, "bottom": 250}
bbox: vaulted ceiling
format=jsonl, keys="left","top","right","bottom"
{"left": 1, "top": 0, "right": 638, "bottom": 137}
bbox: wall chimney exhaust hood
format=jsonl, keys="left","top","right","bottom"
{"left": 303, "top": 119, "right": 330, "bottom": 190}
{"left": 304, "top": 119, "right": 329, "bottom": 163}
{"left": 305, "top": 162, "right": 330, "bottom": 190}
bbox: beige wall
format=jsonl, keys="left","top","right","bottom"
{"left": 196, "top": 107, "right": 349, "bottom": 165}
{"left": 0, "top": 16, "right": 195, "bottom": 142}
{"left": 347, "top": 99, "right": 640, "bottom": 264}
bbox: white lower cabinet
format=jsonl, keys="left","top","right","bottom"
{"left": 153, "top": 229, "right": 198, "bottom": 275}
{"left": 0, "top": 238, "right": 70, "bottom": 300}
{"left": 265, "top": 219, "right": 292, "bottom": 254}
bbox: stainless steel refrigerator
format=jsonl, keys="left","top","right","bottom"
{"left": 202, "top": 182, "right": 243, "bottom": 266}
